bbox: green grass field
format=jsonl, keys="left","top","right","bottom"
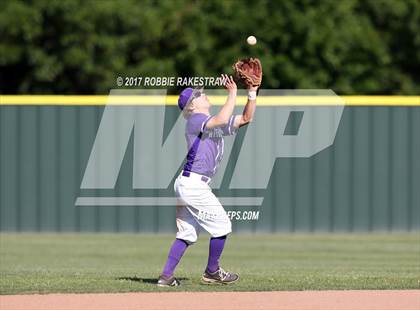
{"left": 0, "top": 233, "right": 418, "bottom": 294}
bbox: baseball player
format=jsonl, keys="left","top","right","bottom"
{"left": 158, "top": 60, "right": 261, "bottom": 287}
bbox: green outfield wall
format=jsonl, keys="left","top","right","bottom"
{"left": 0, "top": 96, "right": 419, "bottom": 232}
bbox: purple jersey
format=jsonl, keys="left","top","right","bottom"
{"left": 183, "top": 113, "right": 237, "bottom": 178}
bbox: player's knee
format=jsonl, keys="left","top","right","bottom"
{"left": 176, "top": 230, "right": 198, "bottom": 244}
{"left": 181, "top": 235, "right": 198, "bottom": 245}
{"left": 212, "top": 222, "right": 232, "bottom": 238}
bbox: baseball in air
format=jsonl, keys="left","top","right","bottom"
{"left": 247, "top": 36, "right": 257, "bottom": 45}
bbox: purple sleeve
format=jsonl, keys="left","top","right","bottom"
{"left": 221, "top": 115, "right": 238, "bottom": 136}
{"left": 186, "top": 113, "right": 213, "bottom": 135}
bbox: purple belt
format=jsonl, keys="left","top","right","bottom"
{"left": 182, "top": 170, "right": 211, "bottom": 183}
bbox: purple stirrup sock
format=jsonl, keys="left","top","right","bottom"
{"left": 206, "top": 235, "right": 227, "bottom": 273}
{"left": 161, "top": 239, "right": 189, "bottom": 278}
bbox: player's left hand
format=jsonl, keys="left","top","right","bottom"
{"left": 222, "top": 74, "right": 237, "bottom": 93}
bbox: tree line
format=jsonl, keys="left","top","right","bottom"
{"left": 0, "top": 0, "right": 418, "bottom": 94}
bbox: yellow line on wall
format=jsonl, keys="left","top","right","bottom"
{"left": 0, "top": 95, "right": 419, "bottom": 106}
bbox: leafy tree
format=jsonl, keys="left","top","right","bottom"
{"left": 0, "top": 0, "right": 418, "bottom": 94}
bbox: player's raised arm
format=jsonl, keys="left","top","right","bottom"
{"left": 233, "top": 85, "right": 258, "bottom": 128}
{"left": 206, "top": 74, "right": 237, "bottom": 129}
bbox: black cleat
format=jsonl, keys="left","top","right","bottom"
{"left": 201, "top": 267, "right": 239, "bottom": 284}
{"left": 157, "top": 275, "right": 180, "bottom": 287}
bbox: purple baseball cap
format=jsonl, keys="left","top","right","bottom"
{"left": 178, "top": 87, "right": 204, "bottom": 110}
{"left": 178, "top": 88, "right": 193, "bottom": 110}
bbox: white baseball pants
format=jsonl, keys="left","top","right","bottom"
{"left": 174, "top": 172, "right": 232, "bottom": 244}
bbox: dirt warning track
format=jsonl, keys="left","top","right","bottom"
{"left": 1, "top": 290, "right": 419, "bottom": 310}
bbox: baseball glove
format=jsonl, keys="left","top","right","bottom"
{"left": 232, "top": 58, "right": 262, "bottom": 87}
